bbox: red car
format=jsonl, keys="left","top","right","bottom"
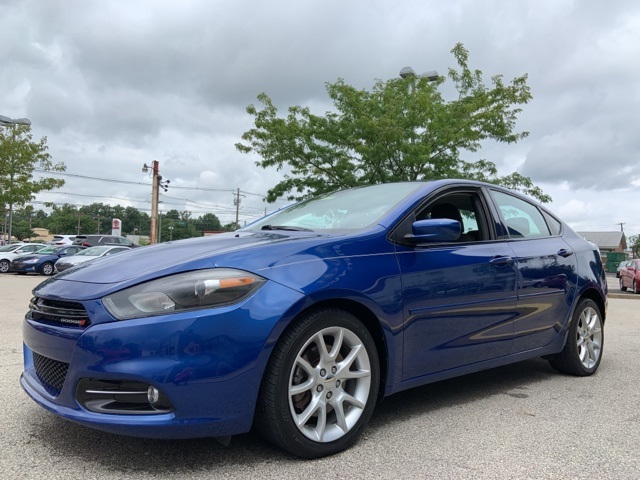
{"left": 619, "top": 259, "right": 640, "bottom": 293}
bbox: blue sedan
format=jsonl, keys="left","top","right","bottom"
{"left": 9, "top": 245, "right": 85, "bottom": 275}
{"left": 21, "top": 180, "right": 607, "bottom": 458}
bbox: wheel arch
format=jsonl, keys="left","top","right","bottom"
{"left": 577, "top": 287, "right": 607, "bottom": 324}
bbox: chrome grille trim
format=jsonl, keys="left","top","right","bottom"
{"left": 28, "top": 296, "right": 90, "bottom": 328}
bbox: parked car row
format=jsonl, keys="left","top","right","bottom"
{"left": 619, "top": 259, "right": 640, "bottom": 293}
{"left": 9, "top": 245, "right": 86, "bottom": 275}
{"left": 0, "top": 235, "right": 137, "bottom": 275}
{"left": 0, "top": 243, "right": 46, "bottom": 273}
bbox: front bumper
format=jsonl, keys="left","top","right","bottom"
{"left": 21, "top": 281, "right": 304, "bottom": 439}
{"left": 9, "top": 263, "right": 37, "bottom": 273}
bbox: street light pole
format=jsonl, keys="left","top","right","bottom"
{"left": 0, "top": 114, "right": 32, "bottom": 243}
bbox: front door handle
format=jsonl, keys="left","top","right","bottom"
{"left": 490, "top": 255, "right": 513, "bottom": 267}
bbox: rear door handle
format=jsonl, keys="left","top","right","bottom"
{"left": 557, "top": 249, "right": 574, "bottom": 258}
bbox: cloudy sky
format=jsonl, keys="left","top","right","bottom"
{"left": 1, "top": 0, "right": 639, "bottom": 238}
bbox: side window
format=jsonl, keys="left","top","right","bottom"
{"left": 416, "top": 191, "right": 488, "bottom": 242}
{"left": 490, "top": 190, "right": 550, "bottom": 239}
{"left": 542, "top": 211, "right": 562, "bottom": 236}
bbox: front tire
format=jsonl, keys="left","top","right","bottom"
{"left": 548, "top": 299, "right": 603, "bottom": 376}
{"left": 40, "top": 262, "right": 54, "bottom": 276}
{"left": 255, "top": 308, "right": 380, "bottom": 459}
{"left": 633, "top": 280, "right": 638, "bottom": 294}
{"left": 0, "top": 260, "right": 9, "bottom": 273}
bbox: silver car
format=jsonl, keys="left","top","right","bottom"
{"left": 54, "top": 245, "right": 131, "bottom": 272}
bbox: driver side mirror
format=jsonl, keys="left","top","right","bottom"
{"left": 404, "top": 218, "right": 461, "bottom": 244}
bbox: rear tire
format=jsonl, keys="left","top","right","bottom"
{"left": 255, "top": 308, "right": 379, "bottom": 459}
{"left": 548, "top": 299, "right": 603, "bottom": 376}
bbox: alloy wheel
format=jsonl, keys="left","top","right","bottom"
{"left": 288, "top": 326, "right": 372, "bottom": 443}
{"left": 575, "top": 306, "right": 603, "bottom": 370}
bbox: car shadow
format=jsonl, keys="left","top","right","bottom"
{"left": 368, "top": 357, "right": 556, "bottom": 431}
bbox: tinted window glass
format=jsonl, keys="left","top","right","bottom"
{"left": 542, "top": 211, "right": 562, "bottom": 235}
{"left": 490, "top": 190, "right": 550, "bottom": 239}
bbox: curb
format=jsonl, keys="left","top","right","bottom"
{"left": 608, "top": 292, "right": 640, "bottom": 300}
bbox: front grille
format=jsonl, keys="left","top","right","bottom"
{"left": 28, "top": 296, "right": 91, "bottom": 328}
{"left": 33, "top": 352, "right": 69, "bottom": 397}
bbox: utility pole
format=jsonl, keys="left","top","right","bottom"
{"left": 233, "top": 188, "right": 245, "bottom": 229}
{"left": 142, "top": 160, "right": 169, "bottom": 244}
{"left": 150, "top": 161, "right": 159, "bottom": 244}
{"left": 616, "top": 222, "right": 625, "bottom": 232}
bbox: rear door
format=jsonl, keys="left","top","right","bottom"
{"left": 488, "top": 189, "right": 578, "bottom": 352}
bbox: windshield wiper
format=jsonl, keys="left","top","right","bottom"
{"left": 261, "top": 225, "right": 314, "bottom": 232}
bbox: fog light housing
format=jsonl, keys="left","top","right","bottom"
{"left": 76, "top": 379, "right": 174, "bottom": 414}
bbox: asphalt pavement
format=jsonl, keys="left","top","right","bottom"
{"left": 1, "top": 273, "right": 639, "bottom": 479}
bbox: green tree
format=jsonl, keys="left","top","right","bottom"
{"left": 11, "top": 220, "right": 35, "bottom": 241}
{"left": 46, "top": 204, "right": 85, "bottom": 234}
{"left": 196, "top": 213, "right": 223, "bottom": 232}
{"left": 0, "top": 124, "right": 65, "bottom": 241}
{"left": 79, "top": 203, "right": 115, "bottom": 234}
{"left": 122, "top": 206, "right": 149, "bottom": 235}
{"left": 629, "top": 234, "right": 640, "bottom": 258}
{"left": 237, "top": 43, "right": 550, "bottom": 204}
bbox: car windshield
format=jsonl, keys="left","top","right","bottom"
{"left": 243, "top": 183, "right": 423, "bottom": 232}
{"left": 0, "top": 244, "right": 21, "bottom": 252}
{"left": 33, "top": 246, "right": 59, "bottom": 254}
{"left": 75, "top": 246, "right": 112, "bottom": 257}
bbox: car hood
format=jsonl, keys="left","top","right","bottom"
{"left": 56, "top": 255, "right": 94, "bottom": 265}
{"left": 50, "top": 231, "right": 328, "bottom": 286}
{"left": 13, "top": 254, "right": 49, "bottom": 261}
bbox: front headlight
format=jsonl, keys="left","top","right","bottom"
{"left": 103, "top": 268, "right": 266, "bottom": 320}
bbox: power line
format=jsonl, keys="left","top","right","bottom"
{"left": 35, "top": 190, "right": 266, "bottom": 216}
{"left": 33, "top": 169, "right": 269, "bottom": 197}
{"left": 32, "top": 192, "right": 265, "bottom": 220}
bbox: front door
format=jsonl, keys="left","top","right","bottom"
{"left": 396, "top": 190, "right": 518, "bottom": 381}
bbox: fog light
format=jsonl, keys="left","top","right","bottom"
{"left": 76, "top": 379, "right": 173, "bottom": 414}
{"left": 147, "top": 386, "right": 160, "bottom": 405}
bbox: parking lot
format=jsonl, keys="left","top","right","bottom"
{"left": 1, "top": 273, "right": 639, "bottom": 479}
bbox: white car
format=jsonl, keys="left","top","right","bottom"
{"left": 0, "top": 243, "right": 48, "bottom": 273}
{"left": 54, "top": 245, "right": 131, "bottom": 272}
{"left": 47, "top": 235, "right": 77, "bottom": 246}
